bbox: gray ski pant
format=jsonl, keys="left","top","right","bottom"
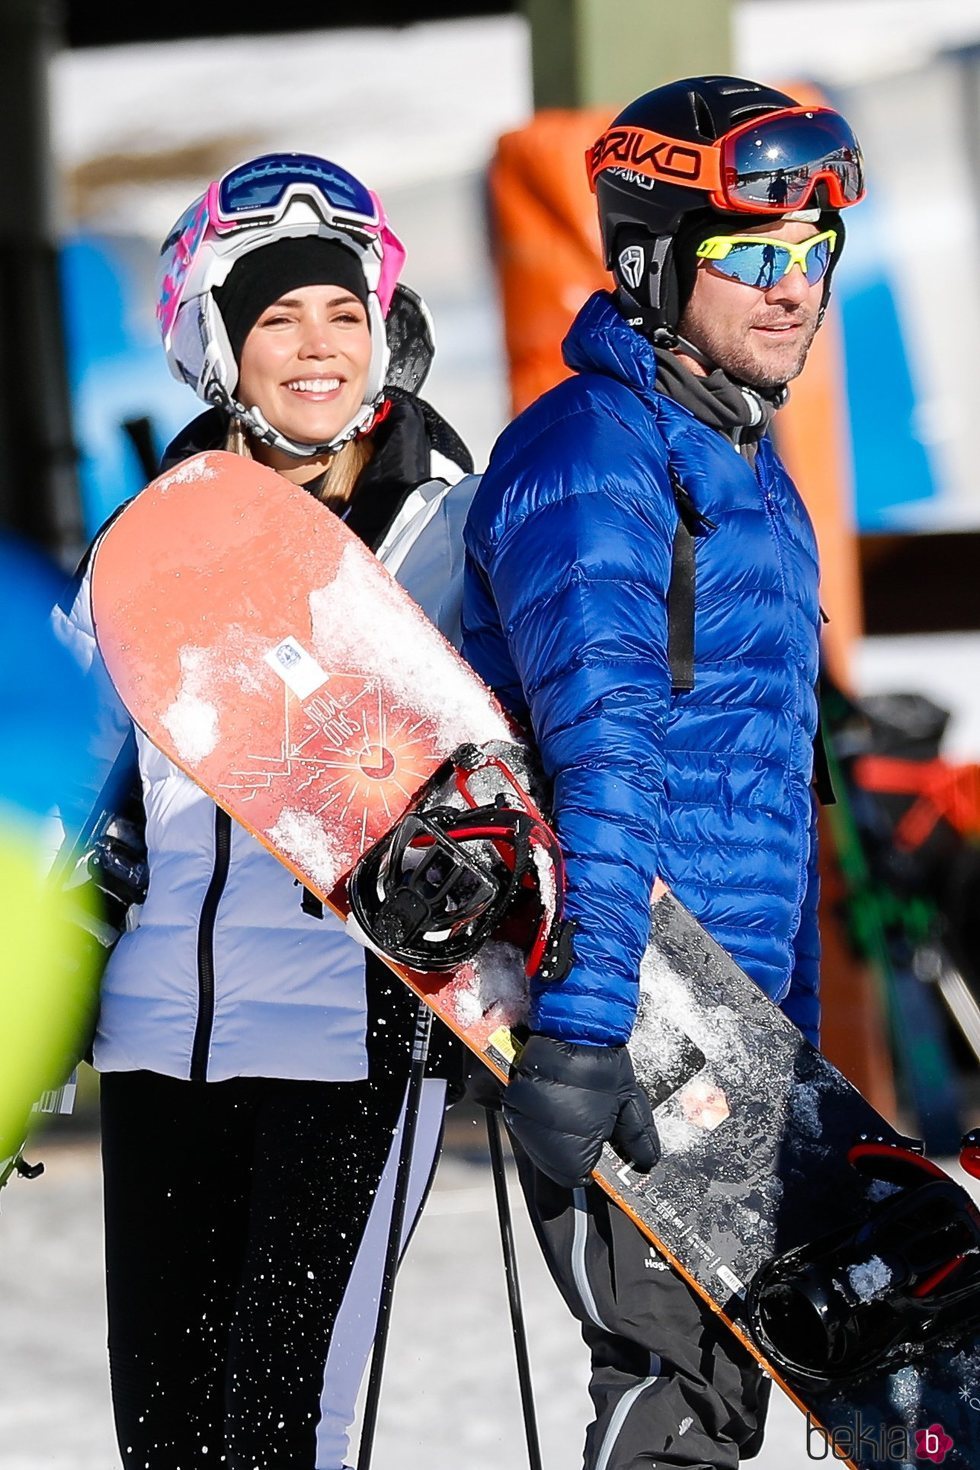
{"left": 512, "top": 1145, "right": 771, "bottom": 1470}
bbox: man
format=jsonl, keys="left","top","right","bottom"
{"left": 461, "top": 76, "right": 865, "bottom": 1468}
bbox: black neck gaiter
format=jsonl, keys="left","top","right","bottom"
{"left": 654, "top": 347, "right": 782, "bottom": 465}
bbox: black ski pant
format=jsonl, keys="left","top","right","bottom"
{"left": 100, "top": 1062, "right": 445, "bottom": 1470}
{"left": 513, "top": 1145, "right": 771, "bottom": 1470}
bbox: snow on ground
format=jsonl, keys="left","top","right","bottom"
{"left": 4, "top": 1129, "right": 946, "bottom": 1470}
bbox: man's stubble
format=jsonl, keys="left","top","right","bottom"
{"left": 677, "top": 300, "right": 820, "bottom": 389}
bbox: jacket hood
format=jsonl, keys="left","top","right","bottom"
{"left": 561, "top": 291, "right": 660, "bottom": 399}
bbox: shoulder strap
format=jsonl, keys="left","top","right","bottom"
{"left": 666, "top": 469, "right": 715, "bottom": 694}
{"left": 668, "top": 511, "right": 697, "bottom": 693}
{"left": 813, "top": 672, "right": 837, "bottom": 806}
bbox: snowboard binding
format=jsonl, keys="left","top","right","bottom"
{"left": 747, "top": 1137, "right": 980, "bottom": 1386}
{"left": 348, "top": 743, "right": 575, "bottom": 981}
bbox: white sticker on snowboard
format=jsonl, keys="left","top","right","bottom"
{"left": 716, "top": 1264, "right": 745, "bottom": 1297}
{"left": 264, "top": 636, "right": 328, "bottom": 700}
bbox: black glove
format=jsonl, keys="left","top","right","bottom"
{"left": 502, "top": 1034, "right": 659, "bottom": 1189}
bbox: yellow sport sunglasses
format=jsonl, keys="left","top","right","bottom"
{"left": 695, "top": 229, "right": 838, "bottom": 288}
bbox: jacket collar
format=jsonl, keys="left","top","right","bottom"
{"left": 561, "top": 291, "right": 780, "bottom": 457}
{"left": 562, "top": 291, "right": 660, "bottom": 398}
{"left": 159, "top": 393, "right": 468, "bottom": 553}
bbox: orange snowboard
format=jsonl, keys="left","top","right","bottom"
{"left": 91, "top": 450, "right": 521, "bottom": 1056}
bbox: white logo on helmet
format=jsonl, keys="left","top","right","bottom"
{"left": 608, "top": 167, "right": 656, "bottom": 191}
{"left": 618, "top": 245, "right": 646, "bottom": 291}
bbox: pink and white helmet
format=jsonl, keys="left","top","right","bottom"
{"left": 156, "top": 152, "right": 408, "bottom": 456}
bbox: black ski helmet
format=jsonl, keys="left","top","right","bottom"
{"left": 588, "top": 75, "right": 860, "bottom": 337}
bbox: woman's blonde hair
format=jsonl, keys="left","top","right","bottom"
{"left": 224, "top": 418, "right": 373, "bottom": 509}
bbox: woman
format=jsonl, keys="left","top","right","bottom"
{"left": 55, "top": 152, "right": 475, "bottom": 1470}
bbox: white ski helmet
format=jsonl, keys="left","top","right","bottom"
{"left": 156, "top": 152, "right": 407, "bottom": 456}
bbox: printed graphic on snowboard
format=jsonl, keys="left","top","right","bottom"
{"left": 191, "top": 640, "right": 441, "bottom": 858}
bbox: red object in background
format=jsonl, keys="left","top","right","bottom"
{"left": 854, "top": 756, "right": 980, "bottom": 852}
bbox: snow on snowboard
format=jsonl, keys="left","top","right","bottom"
{"left": 91, "top": 452, "right": 980, "bottom": 1468}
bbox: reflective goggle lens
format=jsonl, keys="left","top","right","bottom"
{"left": 700, "top": 233, "right": 834, "bottom": 289}
{"left": 722, "top": 109, "right": 864, "bottom": 211}
{"left": 217, "top": 153, "right": 377, "bottom": 223}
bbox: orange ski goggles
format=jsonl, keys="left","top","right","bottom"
{"left": 586, "top": 105, "right": 865, "bottom": 215}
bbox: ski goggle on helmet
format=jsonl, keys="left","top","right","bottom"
{"left": 156, "top": 152, "right": 407, "bottom": 456}
{"left": 587, "top": 105, "right": 865, "bottom": 215}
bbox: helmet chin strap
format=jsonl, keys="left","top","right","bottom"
{"left": 229, "top": 395, "right": 379, "bottom": 458}
{"left": 615, "top": 276, "right": 716, "bottom": 373}
{"left": 668, "top": 332, "right": 716, "bottom": 373}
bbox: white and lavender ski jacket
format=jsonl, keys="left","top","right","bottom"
{"left": 54, "top": 469, "right": 478, "bottom": 1084}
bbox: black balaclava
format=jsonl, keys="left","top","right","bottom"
{"left": 212, "top": 237, "right": 369, "bottom": 367}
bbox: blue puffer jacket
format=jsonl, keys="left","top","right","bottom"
{"left": 462, "top": 292, "right": 823, "bottom": 1048}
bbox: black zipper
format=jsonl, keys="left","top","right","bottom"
{"left": 191, "top": 806, "right": 232, "bottom": 1081}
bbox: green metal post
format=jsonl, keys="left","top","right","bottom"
{"left": 524, "top": 0, "right": 734, "bottom": 112}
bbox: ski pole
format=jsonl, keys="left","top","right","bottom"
{"left": 487, "top": 1107, "right": 543, "bottom": 1470}
{"left": 358, "top": 997, "right": 433, "bottom": 1470}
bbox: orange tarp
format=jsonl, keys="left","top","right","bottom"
{"left": 489, "top": 108, "right": 611, "bottom": 415}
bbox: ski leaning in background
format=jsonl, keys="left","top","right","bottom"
{"left": 90, "top": 447, "right": 980, "bottom": 1470}
{"left": 821, "top": 673, "right": 980, "bottom": 1153}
